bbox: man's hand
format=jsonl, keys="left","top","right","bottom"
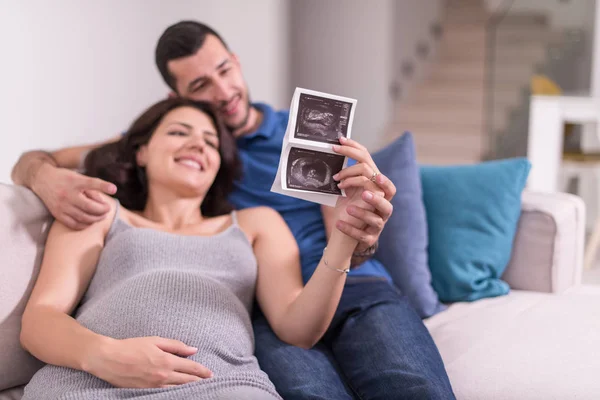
{"left": 85, "top": 336, "right": 213, "bottom": 388}
{"left": 332, "top": 137, "right": 396, "bottom": 252}
{"left": 33, "top": 163, "right": 117, "bottom": 230}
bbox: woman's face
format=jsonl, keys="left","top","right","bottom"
{"left": 136, "top": 106, "right": 221, "bottom": 197}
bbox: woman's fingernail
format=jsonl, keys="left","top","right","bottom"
{"left": 377, "top": 175, "right": 385, "bottom": 184}
{"left": 347, "top": 206, "right": 355, "bottom": 214}
{"left": 333, "top": 145, "right": 340, "bottom": 151}
{"left": 333, "top": 173, "right": 339, "bottom": 180}
{"left": 339, "top": 136, "right": 347, "bottom": 142}
{"left": 364, "top": 191, "right": 373, "bottom": 200}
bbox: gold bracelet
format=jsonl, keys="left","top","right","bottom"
{"left": 322, "top": 247, "right": 350, "bottom": 274}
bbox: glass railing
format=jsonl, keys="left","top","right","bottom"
{"left": 484, "top": 0, "right": 596, "bottom": 160}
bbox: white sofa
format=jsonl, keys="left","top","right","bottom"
{"left": 1, "top": 184, "right": 599, "bottom": 399}
{"left": 425, "top": 191, "right": 600, "bottom": 399}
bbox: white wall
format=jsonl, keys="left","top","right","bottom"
{"left": 290, "top": 0, "right": 395, "bottom": 151}
{"left": 0, "top": 0, "right": 290, "bottom": 183}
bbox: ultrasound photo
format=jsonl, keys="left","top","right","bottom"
{"left": 294, "top": 93, "right": 353, "bottom": 144}
{"left": 286, "top": 147, "right": 345, "bottom": 195}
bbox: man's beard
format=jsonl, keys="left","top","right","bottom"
{"left": 225, "top": 98, "right": 251, "bottom": 132}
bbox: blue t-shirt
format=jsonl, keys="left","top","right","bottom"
{"left": 229, "top": 103, "right": 392, "bottom": 283}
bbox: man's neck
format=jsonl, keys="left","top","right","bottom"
{"left": 232, "top": 106, "right": 263, "bottom": 138}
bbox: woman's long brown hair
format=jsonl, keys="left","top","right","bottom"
{"left": 84, "top": 98, "right": 241, "bottom": 217}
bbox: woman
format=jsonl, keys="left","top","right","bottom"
{"left": 20, "top": 98, "right": 382, "bottom": 399}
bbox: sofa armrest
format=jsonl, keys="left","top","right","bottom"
{"left": 502, "top": 190, "right": 585, "bottom": 293}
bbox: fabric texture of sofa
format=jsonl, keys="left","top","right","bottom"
{"left": 1, "top": 183, "right": 599, "bottom": 399}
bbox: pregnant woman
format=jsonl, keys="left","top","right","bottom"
{"left": 19, "top": 97, "right": 376, "bottom": 399}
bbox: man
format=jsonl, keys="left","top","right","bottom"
{"left": 12, "top": 21, "right": 454, "bottom": 399}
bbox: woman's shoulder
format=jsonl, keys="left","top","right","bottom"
{"left": 50, "top": 193, "right": 118, "bottom": 238}
{"left": 236, "top": 206, "right": 281, "bottom": 222}
{"left": 94, "top": 193, "right": 120, "bottom": 234}
{"left": 235, "top": 207, "right": 285, "bottom": 235}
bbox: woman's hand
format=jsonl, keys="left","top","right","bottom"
{"left": 331, "top": 137, "right": 396, "bottom": 245}
{"left": 85, "top": 336, "right": 213, "bottom": 388}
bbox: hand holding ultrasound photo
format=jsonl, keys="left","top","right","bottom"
{"left": 271, "top": 88, "right": 357, "bottom": 207}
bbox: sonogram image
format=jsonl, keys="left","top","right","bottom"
{"left": 294, "top": 93, "right": 352, "bottom": 144}
{"left": 286, "top": 147, "right": 345, "bottom": 195}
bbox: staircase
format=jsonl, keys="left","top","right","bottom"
{"left": 385, "top": 0, "right": 572, "bottom": 166}
{"left": 386, "top": 0, "right": 488, "bottom": 165}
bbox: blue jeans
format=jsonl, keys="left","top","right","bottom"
{"left": 252, "top": 278, "right": 455, "bottom": 400}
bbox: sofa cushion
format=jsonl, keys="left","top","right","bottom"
{"left": 425, "top": 287, "right": 600, "bottom": 400}
{"left": 0, "top": 184, "right": 51, "bottom": 391}
{"left": 372, "top": 132, "right": 445, "bottom": 318}
{"left": 420, "top": 158, "right": 531, "bottom": 302}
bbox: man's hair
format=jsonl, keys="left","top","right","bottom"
{"left": 155, "top": 21, "right": 229, "bottom": 92}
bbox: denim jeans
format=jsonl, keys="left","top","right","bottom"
{"left": 252, "top": 278, "right": 455, "bottom": 400}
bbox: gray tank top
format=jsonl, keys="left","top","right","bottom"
{"left": 23, "top": 202, "right": 282, "bottom": 400}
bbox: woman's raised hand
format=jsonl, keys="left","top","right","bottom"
{"left": 331, "top": 137, "right": 396, "bottom": 246}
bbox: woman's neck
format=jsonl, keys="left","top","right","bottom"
{"left": 141, "top": 186, "right": 204, "bottom": 230}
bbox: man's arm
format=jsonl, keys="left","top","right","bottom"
{"left": 11, "top": 135, "right": 121, "bottom": 230}
{"left": 11, "top": 151, "right": 58, "bottom": 188}
{"left": 11, "top": 135, "right": 121, "bottom": 187}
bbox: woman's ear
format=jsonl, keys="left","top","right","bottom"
{"left": 136, "top": 145, "right": 148, "bottom": 167}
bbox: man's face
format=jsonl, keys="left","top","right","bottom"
{"left": 167, "top": 35, "right": 251, "bottom": 132}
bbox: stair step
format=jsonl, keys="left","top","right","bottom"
{"left": 496, "top": 13, "right": 548, "bottom": 27}
{"left": 446, "top": 0, "right": 485, "bottom": 6}
{"left": 399, "top": 99, "right": 484, "bottom": 114}
{"left": 383, "top": 136, "right": 483, "bottom": 166}
{"left": 438, "top": 41, "right": 546, "bottom": 63}
{"left": 420, "top": 79, "right": 485, "bottom": 90}
{"left": 410, "top": 138, "right": 485, "bottom": 157}
{"left": 438, "top": 42, "right": 486, "bottom": 59}
{"left": 395, "top": 106, "right": 484, "bottom": 126}
{"left": 438, "top": 47, "right": 485, "bottom": 61}
{"left": 445, "top": 8, "right": 488, "bottom": 23}
{"left": 441, "top": 27, "right": 487, "bottom": 46}
{"left": 415, "top": 153, "right": 483, "bottom": 166}
{"left": 388, "top": 127, "right": 485, "bottom": 146}
{"left": 413, "top": 84, "right": 485, "bottom": 104}
{"left": 392, "top": 119, "right": 484, "bottom": 134}
{"left": 429, "top": 64, "right": 485, "bottom": 81}
{"left": 404, "top": 91, "right": 484, "bottom": 108}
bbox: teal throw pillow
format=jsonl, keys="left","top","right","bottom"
{"left": 420, "top": 158, "right": 531, "bottom": 302}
